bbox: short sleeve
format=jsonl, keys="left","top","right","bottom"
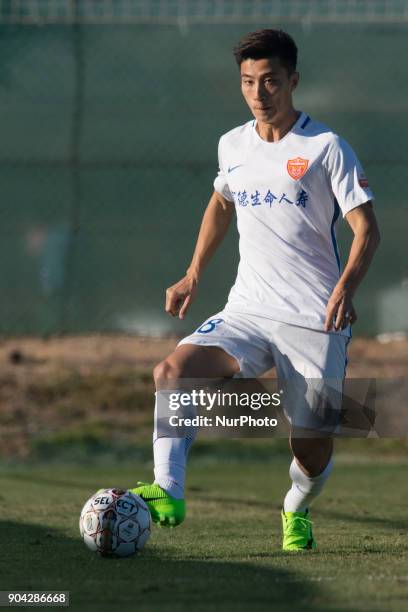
{"left": 324, "top": 136, "right": 374, "bottom": 217}
{"left": 213, "top": 137, "right": 234, "bottom": 202}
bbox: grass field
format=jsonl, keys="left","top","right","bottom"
{"left": 0, "top": 455, "right": 407, "bottom": 612}
{"left": 0, "top": 336, "right": 406, "bottom": 610}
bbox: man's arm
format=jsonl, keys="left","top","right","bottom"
{"left": 165, "top": 190, "right": 234, "bottom": 319}
{"left": 324, "top": 201, "right": 380, "bottom": 331}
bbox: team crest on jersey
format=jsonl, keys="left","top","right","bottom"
{"left": 287, "top": 157, "right": 309, "bottom": 180}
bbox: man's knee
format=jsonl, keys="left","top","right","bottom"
{"left": 153, "top": 357, "right": 184, "bottom": 386}
{"left": 153, "top": 344, "right": 239, "bottom": 386}
{"left": 290, "top": 436, "right": 333, "bottom": 477}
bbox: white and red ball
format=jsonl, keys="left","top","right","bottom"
{"left": 79, "top": 488, "right": 151, "bottom": 557}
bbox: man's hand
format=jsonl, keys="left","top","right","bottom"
{"left": 165, "top": 275, "right": 198, "bottom": 319}
{"left": 325, "top": 202, "right": 379, "bottom": 332}
{"left": 164, "top": 190, "right": 234, "bottom": 321}
{"left": 324, "top": 284, "right": 357, "bottom": 332}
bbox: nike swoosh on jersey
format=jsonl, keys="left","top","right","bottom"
{"left": 227, "top": 164, "right": 244, "bottom": 173}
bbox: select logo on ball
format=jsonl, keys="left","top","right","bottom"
{"left": 116, "top": 498, "right": 136, "bottom": 515}
{"left": 79, "top": 488, "right": 152, "bottom": 558}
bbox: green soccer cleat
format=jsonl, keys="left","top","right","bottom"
{"left": 281, "top": 509, "right": 317, "bottom": 551}
{"left": 130, "top": 482, "right": 185, "bottom": 527}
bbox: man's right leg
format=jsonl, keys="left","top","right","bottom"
{"left": 132, "top": 343, "right": 239, "bottom": 526}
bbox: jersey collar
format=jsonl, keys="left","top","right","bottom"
{"left": 252, "top": 111, "right": 306, "bottom": 146}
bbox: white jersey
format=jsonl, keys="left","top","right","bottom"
{"left": 213, "top": 111, "right": 374, "bottom": 336}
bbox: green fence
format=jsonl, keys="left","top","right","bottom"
{"left": 0, "top": 1, "right": 407, "bottom": 336}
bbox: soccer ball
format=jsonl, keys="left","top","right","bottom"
{"left": 79, "top": 488, "right": 151, "bottom": 557}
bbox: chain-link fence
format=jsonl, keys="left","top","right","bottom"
{"left": 0, "top": 0, "right": 406, "bottom": 335}
{"left": 2, "top": 1, "right": 408, "bottom": 23}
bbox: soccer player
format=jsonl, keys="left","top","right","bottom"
{"left": 132, "top": 29, "right": 380, "bottom": 550}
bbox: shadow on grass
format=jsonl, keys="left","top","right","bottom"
{"left": 0, "top": 521, "right": 345, "bottom": 612}
{"left": 0, "top": 475, "right": 279, "bottom": 511}
{"left": 190, "top": 489, "right": 273, "bottom": 509}
{"left": 0, "top": 471, "right": 107, "bottom": 492}
{"left": 317, "top": 508, "right": 408, "bottom": 532}
{"left": 0, "top": 475, "right": 275, "bottom": 510}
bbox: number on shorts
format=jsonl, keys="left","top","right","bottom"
{"left": 197, "top": 318, "right": 224, "bottom": 334}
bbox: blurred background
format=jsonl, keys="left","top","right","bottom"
{"left": 0, "top": 0, "right": 407, "bottom": 337}
{"left": 0, "top": 1, "right": 407, "bottom": 463}
{"left": 1, "top": 6, "right": 407, "bottom": 606}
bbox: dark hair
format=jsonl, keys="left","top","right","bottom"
{"left": 233, "top": 29, "right": 298, "bottom": 74}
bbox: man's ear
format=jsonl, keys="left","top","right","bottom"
{"left": 291, "top": 71, "right": 300, "bottom": 91}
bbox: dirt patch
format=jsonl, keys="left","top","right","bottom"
{"left": 0, "top": 335, "right": 407, "bottom": 459}
{"left": 1, "top": 334, "right": 407, "bottom": 376}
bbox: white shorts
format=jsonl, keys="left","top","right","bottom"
{"left": 178, "top": 310, "right": 350, "bottom": 430}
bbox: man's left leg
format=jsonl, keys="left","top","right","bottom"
{"left": 270, "top": 321, "right": 349, "bottom": 551}
{"left": 281, "top": 435, "right": 333, "bottom": 550}
{"left": 285, "top": 435, "right": 333, "bottom": 513}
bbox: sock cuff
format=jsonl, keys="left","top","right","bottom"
{"left": 290, "top": 456, "right": 333, "bottom": 484}
{"left": 154, "top": 478, "right": 184, "bottom": 499}
{"left": 284, "top": 456, "right": 333, "bottom": 513}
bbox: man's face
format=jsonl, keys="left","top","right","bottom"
{"left": 240, "top": 57, "right": 299, "bottom": 123}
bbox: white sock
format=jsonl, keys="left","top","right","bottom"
{"left": 153, "top": 391, "right": 197, "bottom": 499}
{"left": 283, "top": 457, "right": 333, "bottom": 513}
